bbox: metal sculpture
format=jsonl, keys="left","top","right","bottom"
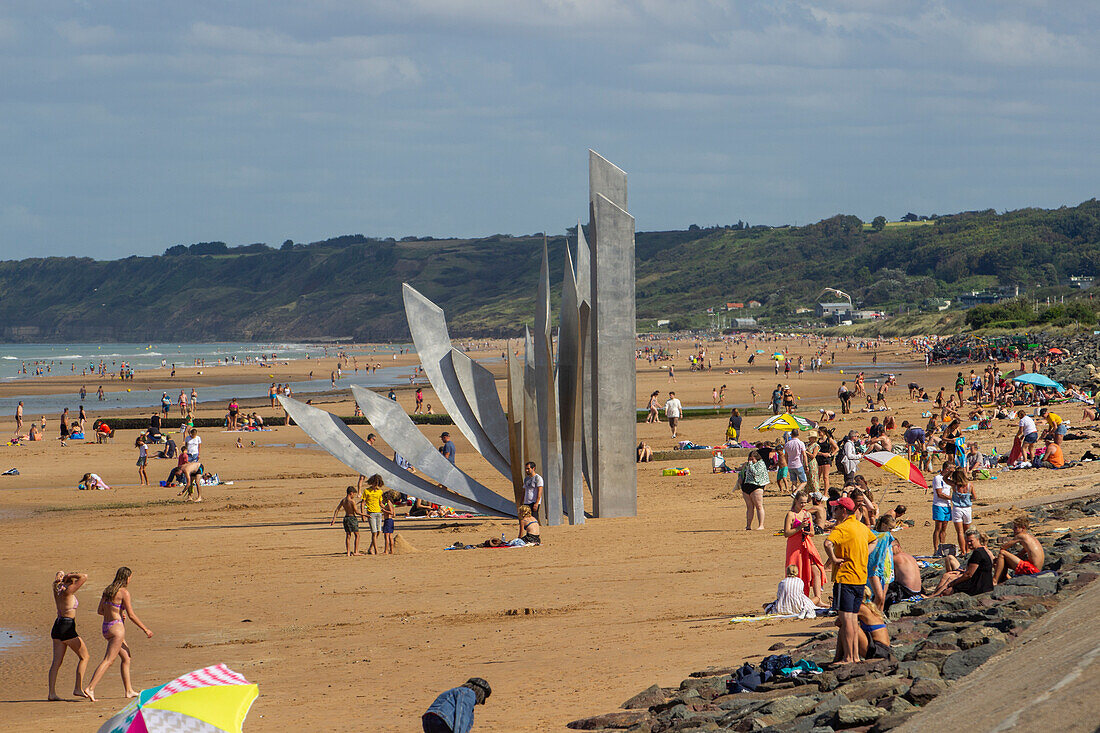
{"left": 282, "top": 151, "right": 637, "bottom": 524}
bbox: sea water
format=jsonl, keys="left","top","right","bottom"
{"left": 0, "top": 342, "right": 418, "bottom": 416}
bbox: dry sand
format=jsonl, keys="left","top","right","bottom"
{"left": 1, "top": 337, "right": 1097, "bottom": 732}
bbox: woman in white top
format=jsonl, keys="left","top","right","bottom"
{"left": 765, "top": 564, "right": 817, "bottom": 618}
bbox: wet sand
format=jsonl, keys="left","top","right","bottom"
{"left": 1, "top": 337, "right": 1096, "bottom": 732}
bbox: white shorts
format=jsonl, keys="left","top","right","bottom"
{"left": 951, "top": 505, "right": 972, "bottom": 524}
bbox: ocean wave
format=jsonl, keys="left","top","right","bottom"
{"left": 1, "top": 356, "right": 17, "bottom": 360}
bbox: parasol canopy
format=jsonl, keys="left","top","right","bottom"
{"left": 98, "top": 664, "right": 258, "bottom": 733}
{"left": 1012, "top": 373, "right": 1065, "bottom": 392}
{"left": 862, "top": 451, "right": 928, "bottom": 489}
{"left": 756, "top": 413, "right": 815, "bottom": 431}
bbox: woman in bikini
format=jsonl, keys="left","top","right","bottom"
{"left": 83, "top": 567, "right": 153, "bottom": 701}
{"left": 49, "top": 571, "right": 90, "bottom": 700}
{"left": 517, "top": 505, "right": 541, "bottom": 545}
{"left": 783, "top": 492, "right": 824, "bottom": 605}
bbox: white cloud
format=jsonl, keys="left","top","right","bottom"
{"left": 56, "top": 20, "right": 116, "bottom": 46}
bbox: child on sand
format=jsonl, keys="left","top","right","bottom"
{"left": 135, "top": 436, "right": 148, "bottom": 486}
{"left": 775, "top": 444, "right": 790, "bottom": 494}
{"left": 359, "top": 474, "right": 385, "bottom": 555}
{"left": 330, "top": 486, "right": 364, "bottom": 556}
{"left": 381, "top": 490, "right": 397, "bottom": 554}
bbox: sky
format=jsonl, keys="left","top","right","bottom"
{"left": 2, "top": 1, "right": 1098, "bottom": 259}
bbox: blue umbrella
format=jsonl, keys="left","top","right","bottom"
{"left": 1013, "top": 373, "right": 1065, "bottom": 392}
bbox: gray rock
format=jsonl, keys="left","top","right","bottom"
{"left": 835, "top": 675, "right": 910, "bottom": 704}
{"left": 1002, "top": 573, "right": 1058, "bottom": 593}
{"left": 760, "top": 694, "right": 820, "bottom": 722}
{"left": 888, "top": 697, "right": 918, "bottom": 715}
{"left": 814, "top": 672, "right": 839, "bottom": 692}
{"left": 680, "top": 675, "right": 730, "bottom": 698}
{"left": 956, "top": 625, "right": 1007, "bottom": 650}
{"left": 889, "top": 643, "right": 917, "bottom": 662}
{"left": 870, "top": 712, "right": 916, "bottom": 732}
{"left": 833, "top": 703, "right": 884, "bottom": 727}
{"left": 623, "top": 684, "right": 668, "bottom": 710}
{"left": 904, "top": 677, "right": 948, "bottom": 706}
{"left": 567, "top": 710, "right": 651, "bottom": 729}
{"left": 812, "top": 691, "right": 851, "bottom": 717}
{"left": 886, "top": 601, "right": 913, "bottom": 621}
{"left": 897, "top": 661, "right": 940, "bottom": 680}
{"left": 941, "top": 640, "right": 1007, "bottom": 680}
{"left": 919, "top": 631, "right": 959, "bottom": 651}
{"left": 809, "top": 728, "right": 836, "bottom": 733}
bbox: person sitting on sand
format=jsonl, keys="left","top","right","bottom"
{"left": 79, "top": 473, "right": 110, "bottom": 490}
{"left": 636, "top": 441, "right": 653, "bottom": 463}
{"left": 28, "top": 423, "right": 42, "bottom": 441}
{"left": 764, "top": 564, "right": 818, "bottom": 618}
{"left": 1038, "top": 437, "right": 1065, "bottom": 468}
{"left": 885, "top": 545, "right": 923, "bottom": 611}
{"left": 927, "top": 529, "right": 995, "bottom": 597}
{"left": 993, "top": 515, "right": 1045, "bottom": 582}
{"left": 517, "top": 505, "right": 541, "bottom": 545}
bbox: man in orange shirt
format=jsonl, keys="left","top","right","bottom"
{"left": 824, "top": 497, "right": 879, "bottom": 664}
{"left": 1040, "top": 438, "right": 1064, "bottom": 468}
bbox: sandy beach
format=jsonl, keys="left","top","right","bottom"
{"left": 1, "top": 337, "right": 1097, "bottom": 732}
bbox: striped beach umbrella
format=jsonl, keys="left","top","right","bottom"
{"left": 862, "top": 451, "right": 928, "bottom": 489}
{"left": 98, "top": 664, "right": 258, "bottom": 733}
{"left": 756, "top": 414, "right": 815, "bottom": 432}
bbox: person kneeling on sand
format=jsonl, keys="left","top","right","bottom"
{"left": 422, "top": 677, "right": 491, "bottom": 733}
{"left": 994, "top": 515, "right": 1045, "bottom": 582}
{"left": 855, "top": 589, "right": 892, "bottom": 661}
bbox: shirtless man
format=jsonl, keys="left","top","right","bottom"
{"left": 885, "top": 542, "right": 924, "bottom": 611}
{"left": 330, "top": 486, "right": 364, "bottom": 556}
{"left": 994, "top": 515, "right": 1045, "bottom": 583}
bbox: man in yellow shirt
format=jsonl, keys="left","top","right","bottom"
{"left": 1039, "top": 408, "right": 1066, "bottom": 445}
{"left": 359, "top": 473, "right": 386, "bottom": 555}
{"left": 824, "top": 497, "right": 878, "bottom": 664}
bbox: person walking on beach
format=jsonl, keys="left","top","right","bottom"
{"left": 189, "top": 388, "right": 197, "bottom": 410}
{"left": 135, "top": 436, "right": 148, "bottom": 486}
{"left": 359, "top": 474, "right": 386, "bottom": 555}
{"left": 83, "top": 567, "right": 153, "bottom": 702}
{"left": 97, "top": 385, "right": 104, "bottom": 401}
{"left": 16, "top": 401, "right": 23, "bottom": 431}
{"left": 49, "top": 571, "right": 90, "bottom": 700}
{"left": 784, "top": 429, "right": 809, "bottom": 492}
{"left": 422, "top": 678, "right": 492, "bottom": 733}
{"left": 160, "top": 392, "right": 171, "bottom": 418}
{"left": 331, "top": 486, "right": 364, "bottom": 556}
{"left": 664, "top": 391, "right": 683, "bottom": 439}
{"left": 646, "top": 390, "right": 661, "bottom": 423}
{"left": 415, "top": 387, "right": 424, "bottom": 414}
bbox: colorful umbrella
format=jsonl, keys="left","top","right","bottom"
{"left": 98, "top": 664, "right": 258, "bottom": 733}
{"left": 756, "top": 413, "right": 815, "bottom": 431}
{"left": 1012, "top": 373, "right": 1065, "bottom": 392}
{"left": 863, "top": 451, "right": 928, "bottom": 489}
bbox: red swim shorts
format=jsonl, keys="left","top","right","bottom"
{"left": 1014, "top": 560, "right": 1039, "bottom": 576}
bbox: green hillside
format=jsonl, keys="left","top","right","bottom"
{"left": 1, "top": 200, "right": 1098, "bottom": 341}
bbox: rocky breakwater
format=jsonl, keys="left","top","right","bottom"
{"left": 565, "top": 496, "right": 1100, "bottom": 733}
{"left": 1044, "top": 334, "right": 1100, "bottom": 389}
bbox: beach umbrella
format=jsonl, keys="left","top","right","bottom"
{"left": 772, "top": 353, "right": 785, "bottom": 361}
{"left": 756, "top": 413, "right": 815, "bottom": 431}
{"left": 755, "top": 349, "right": 765, "bottom": 354}
{"left": 862, "top": 451, "right": 928, "bottom": 489}
{"left": 1012, "top": 373, "right": 1065, "bottom": 392}
{"left": 97, "top": 664, "right": 258, "bottom": 733}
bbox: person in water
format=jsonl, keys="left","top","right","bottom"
{"left": 83, "top": 567, "right": 153, "bottom": 701}
{"left": 49, "top": 571, "right": 90, "bottom": 700}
